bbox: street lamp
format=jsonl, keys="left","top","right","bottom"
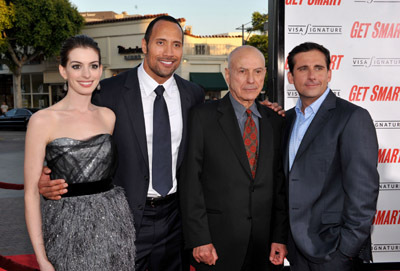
{"left": 235, "top": 22, "right": 252, "bottom": 45}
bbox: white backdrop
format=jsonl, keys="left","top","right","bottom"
{"left": 284, "top": 0, "right": 400, "bottom": 263}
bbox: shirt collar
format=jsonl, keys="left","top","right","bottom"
{"left": 138, "top": 62, "right": 175, "bottom": 97}
{"left": 229, "top": 93, "right": 261, "bottom": 119}
{"left": 295, "top": 87, "right": 330, "bottom": 116}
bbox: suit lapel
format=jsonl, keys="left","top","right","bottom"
{"left": 122, "top": 67, "right": 149, "bottom": 169}
{"left": 175, "top": 74, "right": 192, "bottom": 169}
{"left": 293, "top": 91, "right": 336, "bottom": 164}
{"left": 254, "top": 103, "right": 273, "bottom": 182}
{"left": 217, "top": 95, "right": 253, "bottom": 178}
{"left": 283, "top": 109, "right": 296, "bottom": 177}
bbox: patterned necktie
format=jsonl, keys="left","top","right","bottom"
{"left": 152, "top": 85, "right": 172, "bottom": 196}
{"left": 243, "top": 109, "right": 258, "bottom": 178}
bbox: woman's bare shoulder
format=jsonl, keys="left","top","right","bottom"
{"left": 95, "top": 106, "right": 115, "bottom": 133}
{"left": 29, "top": 108, "right": 56, "bottom": 126}
{"left": 96, "top": 106, "right": 115, "bottom": 122}
{"left": 26, "top": 107, "right": 62, "bottom": 143}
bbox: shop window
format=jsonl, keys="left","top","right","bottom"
{"left": 51, "top": 84, "right": 65, "bottom": 104}
{"left": 33, "top": 95, "right": 49, "bottom": 108}
{"left": 32, "top": 74, "right": 44, "bottom": 93}
{"left": 19, "top": 74, "right": 47, "bottom": 108}
{"left": 22, "top": 94, "right": 31, "bottom": 108}
{"left": 21, "top": 74, "right": 30, "bottom": 93}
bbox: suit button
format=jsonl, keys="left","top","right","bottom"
{"left": 144, "top": 176, "right": 149, "bottom": 181}
{"left": 138, "top": 205, "right": 143, "bottom": 210}
{"left": 247, "top": 216, "right": 252, "bottom": 220}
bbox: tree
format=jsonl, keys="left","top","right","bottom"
{"left": 0, "top": 0, "right": 83, "bottom": 108}
{"left": 247, "top": 35, "right": 268, "bottom": 64}
{"left": 0, "top": 0, "right": 15, "bottom": 50}
{"left": 246, "top": 12, "right": 268, "bottom": 61}
{"left": 251, "top": 11, "right": 268, "bottom": 32}
{"left": 246, "top": 12, "right": 269, "bottom": 90}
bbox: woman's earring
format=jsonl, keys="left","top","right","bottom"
{"left": 63, "top": 82, "right": 68, "bottom": 91}
{"left": 97, "top": 83, "right": 101, "bottom": 90}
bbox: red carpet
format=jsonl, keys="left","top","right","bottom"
{"left": 0, "top": 254, "right": 39, "bottom": 271}
{"left": 0, "top": 182, "right": 24, "bottom": 190}
{"left": 0, "top": 254, "right": 195, "bottom": 271}
{"left": 0, "top": 254, "right": 398, "bottom": 270}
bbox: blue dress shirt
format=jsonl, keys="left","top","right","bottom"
{"left": 289, "top": 88, "right": 330, "bottom": 170}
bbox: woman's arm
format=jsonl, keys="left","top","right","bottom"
{"left": 24, "top": 112, "right": 55, "bottom": 271}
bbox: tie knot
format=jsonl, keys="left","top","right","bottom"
{"left": 155, "top": 85, "right": 165, "bottom": 96}
{"left": 246, "top": 109, "right": 252, "bottom": 117}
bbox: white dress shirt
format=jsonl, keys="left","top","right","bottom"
{"left": 138, "top": 63, "right": 183, "bottom": 197}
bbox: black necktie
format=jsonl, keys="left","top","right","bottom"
{"left": 152, "top": 85, "right": 172, "bottom": 196}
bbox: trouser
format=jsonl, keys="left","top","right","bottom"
{"left": 288, "top": 234, "right": 354, "bottom": 271}
{"left": 135, "top": 194, "right": 186, "bottom": 271}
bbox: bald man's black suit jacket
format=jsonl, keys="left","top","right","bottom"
{"left": 180, "top": 95, "right": 288, "bottom": 270}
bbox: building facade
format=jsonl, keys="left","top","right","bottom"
{"left": 0, "top": 13, "right": 242, "bottom": 109}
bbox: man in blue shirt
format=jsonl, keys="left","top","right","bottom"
{"left": 283, "top": 42, "right": 379, "bottom": 271}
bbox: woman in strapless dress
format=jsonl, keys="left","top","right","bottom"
{"left": 24, "top": 35, "right": 135, "bottom": 271}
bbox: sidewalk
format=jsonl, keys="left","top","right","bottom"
{"left": 0, "top": 131, "right": 33, "bottom": 256}
{"left": 0, "top": 197, "right": 33, "bottom": 256}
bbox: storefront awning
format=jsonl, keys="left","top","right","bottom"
{"left": 189, "top": 72, "right": 228, "bottom": 91}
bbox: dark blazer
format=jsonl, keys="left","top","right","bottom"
{"left": 283, "top": 91, "right": 379, "bottom": 263}
{"left": 92, "top": 67, "right": 204, "bottom": 231}
{"left": 180, "top": 95, "right": 288, "bottom": 270}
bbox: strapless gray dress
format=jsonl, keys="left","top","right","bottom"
{"left": 42, "top": 134, "right": 135, "bottom": 271}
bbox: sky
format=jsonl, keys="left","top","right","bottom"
{"left": 69, "top": 0, "right": 268, "bottom": 35}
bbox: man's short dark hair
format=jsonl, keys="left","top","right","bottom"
{"left": 144, "top": 15, "right": 184, "bottom": 45}
{"left": 287, "top": 42, "right": 331, "bottom": 73}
